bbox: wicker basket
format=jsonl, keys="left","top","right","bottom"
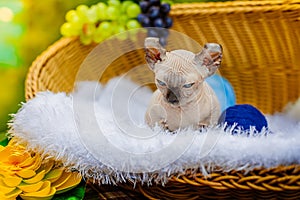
{"left": 26, "top": 0, "right": 300, "bottom": 199}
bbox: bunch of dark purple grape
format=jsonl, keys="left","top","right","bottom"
{"left": 137, "top": 0, "right": 173, "bottom": 45}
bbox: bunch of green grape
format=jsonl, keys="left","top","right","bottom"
{"left": 60, "top": 0, "right": 142, "bottom": 45}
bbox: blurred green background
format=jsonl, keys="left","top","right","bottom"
{"left": 0, "top": 0, "right": 99, "bottom": 132}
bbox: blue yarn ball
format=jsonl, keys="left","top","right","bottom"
{"left": 218, "top": 104, "right": 268, "bottom": 132}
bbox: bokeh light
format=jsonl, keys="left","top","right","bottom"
{"left": 0, "top": 7, "right": 14, "bottom": 22}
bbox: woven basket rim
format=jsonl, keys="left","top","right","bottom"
{"left": 25, "top": 37, "right": 79, "bottom": 100}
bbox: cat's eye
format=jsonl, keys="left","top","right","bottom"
{"left": 183, "top": 82, "right": 195, "bottom": 88}
{"left": 157, "top": 79, "right": 166, "bottom": 86}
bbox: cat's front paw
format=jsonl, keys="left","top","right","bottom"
{"left": 160, "top": 119, "right": 169, "bottom": 130}
{"left": 198, "top": 122, "right": 208, "bottom": 129}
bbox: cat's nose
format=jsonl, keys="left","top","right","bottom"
{"left": 166, "top": 89, "right": 179, "bottom": 104}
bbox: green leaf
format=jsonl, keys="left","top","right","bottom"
{"left": 52, "top": 180, "right": 86, "bottom": 200}
{"left": 0, "top": 132, "right": 9, "bottom": 147}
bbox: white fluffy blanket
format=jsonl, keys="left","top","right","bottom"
{"left": 9, "top": 77, "right": 300, "bottom": 185}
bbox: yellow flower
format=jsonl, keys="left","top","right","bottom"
{"left": 0, "top": 139, "right": 82, "bottom": 200}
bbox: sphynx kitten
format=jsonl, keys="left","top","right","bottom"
{"left": 144, "top": 37, "right": 223, "bottom": 131}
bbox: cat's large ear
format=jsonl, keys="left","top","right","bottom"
{"left": 144, "top": 37, "right": 167, "bottom": 71}
{"left": 195, "top": 43, "right": 223, "bottom": 77}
